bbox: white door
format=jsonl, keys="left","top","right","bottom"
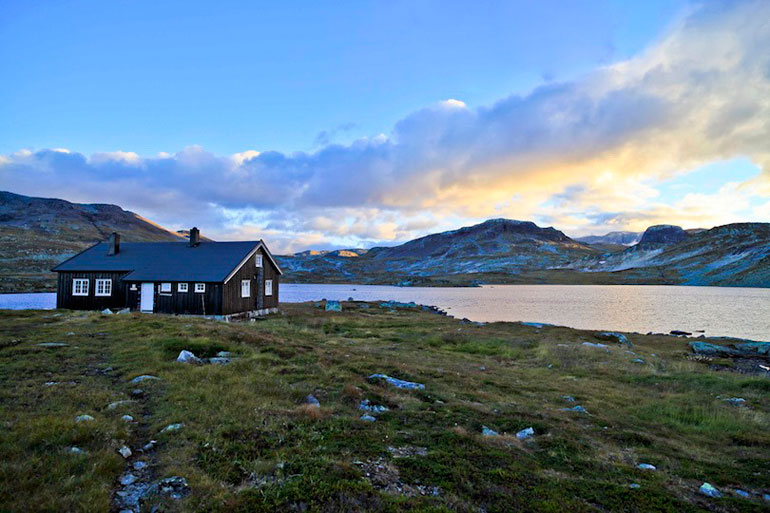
{"left": 140, "top": 283, "right": 154, "bottom": 312}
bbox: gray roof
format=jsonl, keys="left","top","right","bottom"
{"left": 53, "top": 240, "right": 282, "bottom": 282}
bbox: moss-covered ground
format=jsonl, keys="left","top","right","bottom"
{"left": 1, "top": 303, "right": 768, "bottom": 512}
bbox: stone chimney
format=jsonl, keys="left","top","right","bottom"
{"left": 107, "top": 232, "right": 120, "bottom": 255}
{"left": 189, "top": 227, "right": 200, "bottom": 247}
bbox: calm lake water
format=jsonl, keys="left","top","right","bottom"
{"left": 2, "top": 284, "right": 769, "bottom": 340}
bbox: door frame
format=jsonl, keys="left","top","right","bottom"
{"left": 140, "top": 282, "right": 154, "bottom": 313}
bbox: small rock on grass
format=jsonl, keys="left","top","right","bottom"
{"left": 368, "top": 374, "right": 425, "bottom": 390}
{"left": 516, "top": 427, "right": 535, "bottom": 440}
{"left": 108, "top": 400, "right": 137, "bottom": 410}
{"left": 304, "top": 394, "right": 320, "bottom": 407}
{"left": 360, "top": 414, "right": 376, "bottom": 422}
{"left": 723, "top": 397, "right": 746, "bottom": 407}
{"left": 481, "top": 426, "right": 499, "bottom": 436}
{"left": 129, "top": 375, "right": 159, "bottom": 384}
{"left": 37, "top": 342, "right": 68, "bottom": 347}
{"left": 176, "top": 350, "right": 201, "bottom": 364}
{"left": 561, "top": 405, "right": 589, "bottom": 414}
{"left": 75, "top": 414, "right": 94, "bottom": 423}
{"left": 120, "top": 473, "right": 137, "bottom": 485}
{"left": 699, "top": 482, "right": 721, "bottom": 498}
{"left": 121, "top": 415, "right": 134, "bottom": 422}
{"left": 142, "top": 440, "right": 157, "bottom": 451}
{"left": 69, "top": 446, "right": 84, "bottom": 454}
{"left": 161, "top": 423, "right": 184, "bottom": 433}
{"left": 118, "top": 446, "right": 132, "bottom": 459}
{"left": 735, "top": 490, "right": 750, "bottom": 498}
{"left": 632, "top": 358, "right": 645, "bottom": 364}
{"left": 101, "top": 308, "right": 113, "bottom": 315}
{"left": 133, "top": 461, "right": 148, "bottom": 470}
{"left": 562, "top": 395, "right": 576, "bottom": 402}
{"left": 637, "top": 463, "right": 656, "bottom": 470}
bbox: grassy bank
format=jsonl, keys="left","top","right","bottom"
{"left": 1, "top": 303, "right": 768, "bottom": 512}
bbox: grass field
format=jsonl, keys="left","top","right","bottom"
{"left": 1, "top": 303, "right": 768, "bottom": 512}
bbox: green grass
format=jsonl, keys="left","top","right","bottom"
{"left": 0, "top": 303, "right": 768, "bottom": 512}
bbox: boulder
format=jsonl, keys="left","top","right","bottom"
{"left": 481, "top": 426, "right": 499, "bottom": 436}
{"left": 689, "top": 342, "right": 741, "bottom": 357}
{"left": 516, "top": 427, "right": 535, "bottom": 440}
{"left": 304, "top": 395, "right": 321, "bottom": 407}
{"left": 595, "top": 332, "right": 632, "bottom": 348}
{"left": 368, "top": 374, "right": 425, "bottom": 390}
{"left": 699, "top": 482, "right": 721, "bottom": 498}
{"left": 325, "top": 300, "right": 342, "bottom": 312}
{"left": 176, "top": 350, "right": 201, "bottom": 364}
{"left": 101, "top": 308, "right": 113, "bottom": 315}
{"left": 117, "top": 308, "right": 131, "bottom": 314}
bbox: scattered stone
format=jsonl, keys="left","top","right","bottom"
{"left": 360, "top": 414, "right": 377, "bottom": 422}
{"left": 304, "top": 394, "right": 321, "bottom": 407}
{"left": 130, "top": 389, "right": 143, "bottom": 397}
{"left": 129, "top": 375, "right": 159, "bottom": 384}
{"left": 763, "top": 493, "right": 770, "bottom": 502}
{"left": 117, "top": 308, "right": 131, "bottom": 314}
{"left": 120, "top": 473, "right": 138, "bottom": 486}
{"left": 133, "top": 461, "right": 148, "bottom": 470}
{"left": 161, "top": 423, "right": 184, "bottom": 433}
{"left": 388, "top": 446, "right": 427, "bottom": 458}
{"left": 37, "top": 342, "right": 68, "bottom": 348}
{"left": 215, "top": 351, "right": 232, "bottom": 358}
{"left": 562, "top": 395, "right": 576, "bottom": 402}
{"left": 735, "top": 489, "right": 750, "bottom": 498}
{"left": 629, "top": 483, "right": 641, "bottom": 489}
{"left": 582, "top": 342, "right": 609, "bottom": 350}
{"left": 369, "top": 374, "right": 425, "bottom": 390}
{"left": 75, "top": 414, "right": 94, "bottom": 423}
{"left": 118, "top": 445, "right": 132, "bottom": 459}
{"left": 325, "top": 300, "right": 342, "bottom": 312}
{"left": 595, "top": 332, "right": 633, "bottom": 348}
{"left": 359, "top": 399, "right": 389, "bottom": 414}
{"left": 101, "top": 308, "right": 113, "bottom": 315}
{"left": 121, "top": 415, "right": 134, "bottom": 422}
{"left": 142, "top": 440, "right": 157, "bottom": 451}
{"left": 632, "top": 358, "right": 645, "bottom": 364}
{"left": 176, "top": 350, "right": 201, "bottom": 364}
{"left": 481, "top": 426, "right": 499, "bottom": 436}
{"left": 69, "top": 446, "right": 84, "bottom": 454}
{"left": 207, "top": 357, "right": 231, "bottom": 365}
{"left": 723, "top": 397, "right": 746, "bottom": 407}
{"left": 66, "top": 331, "right": 75, "bottom": 336}
{"left": 637, "top": 463, "right": 656, "bottom": 471}
{"left": 699, "top": 482, "right": 721, "bottom": 498}
{"left": 144, "top": 476, "right": 190, "bottom": 500}
{"left": 670, "top": 330, "right": 692, "bottom": 336}
{"left": 380, "top": 301, "right": 417, "bottom": 310}
{"left": 516, "top": 427, "right": 535, "bottom": 440}
{"left": 561, "top": 405, "right": 589, "bottom": 414}
{"left": 108, "top": 400, "right": 137, "bottom": 410}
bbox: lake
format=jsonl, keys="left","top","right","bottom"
{"left": 2, "top": 284, "right": 768, "bottom": 340}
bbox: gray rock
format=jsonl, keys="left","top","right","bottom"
{"left": 629, "top": 483, "right": 641, "bottom": 489}
{"left": 130, "top": 389, "right": 143, "bottom": 397}
{"left": 37, "top": 342, "right": 68, "bottom": 347}
{"left": 596, "top": 332, "right": 632, "bottom": 348}
{"left": 108, "top": 400, "right": 137, "bottom": 410}
{"left": 735, "top": 489, "right": 750, "bottom": 498}
{"left": 75, "top": 414, "right": 94, "bottom": 423}
{"left": 359, "top": 399, "right": 388, "bottom": 414}
{"left": 121, "top": 415, "right": 134, "bottom": 422}
{"left": 632, "top": 358, "right": 645, "bottom": 364}
{"left": 325, "top": 300, "right": 342, "bottom": 312}
{"left": 637, "top": 463, "right": 656, "bottom": 470}
{"left": 368, "top": 374, "right": 425, "bottom": 390}
{"left": 117, "top": 308, "right": 131, "bottom": 315}
{"left": 215, "top": 351, "right": 232, "bottom": 357}
{"left": 360, "top": 414, "right": 377, "bottom": 422}
{"left": 689, "top": 342, "right": 741, "bottom": 357}
{"left": 101, "top": 308, "right": 113, "bottom": 315}
{"left": 161, "top": 423, "right": 184, "bottom": 433}
{"left": 304, "top": 394, "right": 320, "bottom": 407}
{"left": 582, "top": 342, "right": 609, "bottom": 349}
{"left": 69, "top": 446, "right": 84, "bottom": 454}
{"left": 561, "top": 405, "right": 589, "bottom": 414}
{"left": 481, "top": 425, "right": 499, "bottom": 436}
{"left": 562, "top": 395, "right": 576, "bottom": 402}
{"left": 129, "top": 375, "right": 159, "bottom": 384}
{"left": 207, "top": 357, "right": 231, "bottom": 365}
{"left": 145, "top": 476, "right": 190, "bottom": 500}
{"left": 142, "top": 440, "right": 157, "bottom": 451}
{"left": 120, "top": 473, "right": 137, "bottom": 486}
{"left": 176, "top": 350, "right": 201, "bottom": 364}
{"left": 133, "top": 461, "right": 148, "bottom": 470}
{"left": 118, "top": 445, "right": 132, "bottom": 459}
{"left": 723, "top": 397, "right": 746, "bottom": 407}
{"left": 699, "top": 482, "right": 721, "bottom": 498}
{"left": 516, "top": 427, "right": 535, "bottom": 440}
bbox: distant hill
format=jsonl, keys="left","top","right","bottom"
{"left": 0, "top": 191, "right": 184, "bottom": 292}
{"left": 576, "top": 231, "right": 641, "bottom": 246}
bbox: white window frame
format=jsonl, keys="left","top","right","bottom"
{"left": 160, "top": 282, "right": 171, "bottom": 293}
{"left": 255, "top": 254, "right": 263, "bottom": 268}
{"left": 241, "top": 279, "right": 251, "bottom": 298}
{"left": 265, "top": 279, "right": 273, "bottom": 296}
{"left": 195, "top": 283, "right": 206, "bottom": 293}
{"left": 73, "top": 278, "right": 89, "bottom": 296}
{"left": 178, "top": 283, "right": 188, "bottom": 292}
{"left": 95, "top": 279, "right": 112, "bottom": 297}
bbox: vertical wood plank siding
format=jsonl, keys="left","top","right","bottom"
{"left": 56, "top": 271, "right": 130, "bottom": 310}
{"left": 221, "top": 247, "right": 280, "bottom": 315}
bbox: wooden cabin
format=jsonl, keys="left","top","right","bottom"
{"left": 52, "top": 228, "right": 282, "bottom": 317}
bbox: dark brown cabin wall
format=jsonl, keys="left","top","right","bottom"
{"left": 262, "top": 252, "right": 280, "bottom": 309}
{"left": 56, "top": 271, "right": 130, "bottom": 310}
{"left": 222, "top": 250, "right": 259, "bottom": 315}
{"left": 125, "top": 281, "right": 222, "bottom": 315}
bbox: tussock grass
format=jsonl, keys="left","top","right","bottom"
{"left": 0, "top": 304, "right": 768, "bottom": 512}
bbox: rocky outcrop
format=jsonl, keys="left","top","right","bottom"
{"left": 637, "top": 225, "right": 688, "bottom": 245}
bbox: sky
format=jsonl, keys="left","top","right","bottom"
{"left": 1, "top": 0, "right": 769, "bottom": 253}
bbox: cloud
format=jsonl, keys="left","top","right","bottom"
{"left": 1, "top": 0, "right": 769, "bottom": 250}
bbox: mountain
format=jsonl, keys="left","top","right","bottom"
{"left": 576, "top": 231, "right": 641, "bottom": 246}
{"left": 577, "top": 223, "right": 770, "bottom": 287}
{"left": 277, "top": 218, "right": 601, "bottom": 285}
{"left": 0, "top": 191, "right": 184, "bottom": 292}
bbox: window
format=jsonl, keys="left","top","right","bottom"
{"left": 95, "top": 279, "right": 112, "bottom": 296}
{"left": 73, "top": 278, "right": 89, "bottom": 296}
{"left": 160, "top": 283, "right": 171, "bottom": 293}
{"left": 178, "top": 283, "right": 188, "bottom": 292}
{"left": 265, "top": 279, "right": 273, "bottom": 296}
{"left": 241, "top": 279, "right": 251, "bottom": 298}
{"left": 195, "top": 283, "right": 206, "bottom": 293}
{"left": 255, "top": 254, "right": 263, "bottom": 268}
